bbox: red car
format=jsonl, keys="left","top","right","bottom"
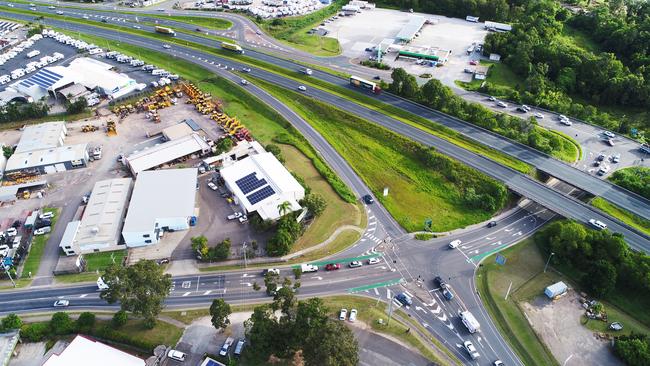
{"left": 469, "top": 60, "right": 478, "bottom": 65}
{"left": 325, "top": 263, "right": 341, "bottom": 271}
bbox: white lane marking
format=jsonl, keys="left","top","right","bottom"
{"left": 386, "top": 289, "right": 391, "bottom": 299}
{"left": 203, "top": 290, "right": 212, "bottom": 295}
{"left": 79, "top": 294, "right": 88, "bottom": 298}
{"left": 182, "top": 292, "right": 191, "bottom": 297}
{"left": 373, "top": 288, "right": 379, "bottom": 296}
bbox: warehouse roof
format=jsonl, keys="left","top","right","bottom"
{"left": 5, "top": 143, "right": 87, "bottom": 171}
{"left": 74, "top": 178, "right": 132, "bottom": 249}
{"left": 162, "top": 122, "right": 194, "bottom": 141}
{"left": 220, "top": 152, "right": 303, "bottom": 220}
{"left": 43, "top": 335, "right": 144, "bottom": 366}
{"left": 15, "top": 121, "right": 66, "bottom": 153}
{"left": 396, "top": 16, "right": 425, "bottom": 41}
{"left": 122, "top": 169, "right": 197, "bottom": 233}
{"left": 126, "top": 133, "right": 210, "bottom": 175}
{"left": 65, "top": 58, "right": 136, "bottom": 95}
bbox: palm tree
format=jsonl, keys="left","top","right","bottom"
{"left": 277, "top": 201, "right": 292, "bottom": 217}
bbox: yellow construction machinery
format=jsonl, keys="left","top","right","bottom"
{"left": 106, "top": 120, "right": 117, "bottom": 136}
{"left": 81, "top": 125, "right": 98, "bottom": 132}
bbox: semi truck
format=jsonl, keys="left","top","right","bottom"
{"left": 460, "top": 311, "right": 480, "bottom": 333}
{"left": 349, "top": 75, "right": 381, "bottom": 94}
{"left": 221, "top": 42, "right": 244, "bottom": 54}
{"left": 155, "top": 26, "right": 176, "bottom": 36}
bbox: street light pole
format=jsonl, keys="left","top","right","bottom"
{"left": 544, "top": 252, "right": 555, "bottom": 273}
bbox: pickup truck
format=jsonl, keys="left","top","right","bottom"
{"left": 219, "top": 337, "right": 235, "bottom": 356}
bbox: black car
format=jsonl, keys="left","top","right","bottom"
{"left": 362, "top": 194, "right": 374, "bottom": 204}
{"left": 12, "top": 220, "right": 21, "bottom": 228}
{"left": 487, "top": 221, "right": 497, "bottom": 228}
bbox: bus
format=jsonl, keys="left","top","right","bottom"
{"left": 349, "top": 76, "right": 381, "bottom": 94}
{"left": 221, "top": 42, "right": 244, "bottom": 54}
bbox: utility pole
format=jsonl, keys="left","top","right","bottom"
{"left": 544, "top": 252, "right": 555, "bottom": 273}
{"left": 242, "top": 242, "right": 247, "bottom": 269}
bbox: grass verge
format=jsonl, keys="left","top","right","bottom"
{"left": 21, "top": 207, "right": 59, "bottom": 279}
{"left": 591, "top": 197, "right": 650, "bottom": 236}
{"left": 54, "top": 250, "right": 127, "bottom": 284}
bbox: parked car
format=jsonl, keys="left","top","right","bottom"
{"left": 53, "top": 299, "right": 69, "bottom": 307}
{"left": 448, "top": 239, "right": 461, "bottom": 249}
{"left": 603, "top": 131, "right": 615, "bottom": 138}
{"left": 488, "top": 96, "right": 496, "bottom": 101}
{"left": 349, "top": 309, "right": 358, "bottom": 322}
{"left": 339, "top": 308, "right": 348, "bottom": 320}
{"left": 363, "top": 194, "right": 374, "bottom": 204}
{"left": 325, "top": 263, "right": 341, "bottom": 271}
{"left": 533, "top": 112, "right": 544, "bottom": 119}
{"left": 597, "top": 153, "right": 606, "bottom": 161}
{"left": 349, "top": 261, "right": 362, "bottom": 268}
{"left": 367, "top": 257, "right": 381, "bottom": 265}
{"left": 469, "top": 60, "right": 478, "bottom": 65}
{"left": 167, "top": 349, "right": 186, "bottom": 361}
{"left": 606, "top": 138, "right": 615, "bottom": 146}
{"left": 496, "top": 101, "right": 508, "bottom": 108}
{"left": 612, "top": 154, "right": 620, "bottom": 163}
{"left": 39, "top": 212, "right": 54, "bottom": 219}
{"left": 464, "top": 340, "right": 480, "bottom": 359}
{"left": 233, "top": 338, "right": 246, "bottom": 357}
{"left": 34, "top": 226, "right": 51, "bottom": 235}
{"left": 219, "top": 337, "right": 235, "bottom": 357}
{"left": 395, "top": 293, "right": 413, "bottom": 306}
{"left": 227, "top": 212, "right": 243, "bottom": 220}
{"left": 207, "top": 181, "right": 218, "bottom": 191}
{"left": 5, "top": 228, "right": 17, "bottom": 237}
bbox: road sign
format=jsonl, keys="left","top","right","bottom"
{"left": 424, "top": 218, "right": 432, "bottom": 231}
{"left": 496, "top": 254, "right": 507, "bottom": 266}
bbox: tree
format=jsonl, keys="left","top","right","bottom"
{"left": 65, "top": 97, "right": 88, "bottom": 115}
{"left": 278, "top": 201, "right": 292, "bottom": 217}
{"left": 585, "top": 259, "right": 617, "bottom": 297}
{"left": 50, "top": 312, "right": 74, "bottom": 335}
{"left": 2, "top": 146, "right": 13, "bottom": 159}
{"left": 209, "top": 298, "right": 232, "bottom": 332}
{"left": 76, "top": 312, "right": 95, "bottom": 332}
{"left": 210, "top": 238, "right": 231, "bottom": 260}
{"left": 214, "top": 137, "right": 234, "bottom": 154}
{"left": 100, "top": 260, "right": 172, "bottom": 328}
{"left": 303, "top": 320, "right": 359, "bottom": 366}
{"left": 253, "top": 281, "right": 261, "bottom": 291}
{"left": 301, "top": 194, "right": 327, "bottom": 217}
{"left": 112, "top": 310, "right": 128, "bottom": 328}
{"left": 266, "top": 144, "right": 284, "bottom": 162}
{"left": 191, "top": 235, "right": 209, "bottom": 258}
{"left": 1, "top": 314, "right": 22, "bottom": 330}
{"left": 614, "top": 333, "right": 650, "bottom": 366}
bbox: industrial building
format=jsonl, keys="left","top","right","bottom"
{"left": 122, "top": 169, "right": 197, "bottom": 247}
{"left": 59, "top": 178, "right": 133, "bottom": 256}
{"left": 125, "top": 133, "right": 211, "bottom": 176}
{"left": 220, "top": 152, "right": 304, "bottom": 221}
{"left": 4, "top": 122, "right": 88, "bottom": 179}
{"left": 42, "top": 335, "right": 145, "bottom": 366}
{"left": 203, "top": 140, "right": 266, "bottom": 169}
{"left": 396, "top": 16, "right": 426, "bottom": 43}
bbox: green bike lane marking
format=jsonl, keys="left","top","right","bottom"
{"left": 469, "top": 242, "right": 511, "bottom": 263}
{"left": 348, "top": 278, "right": 404, "bottom": 293}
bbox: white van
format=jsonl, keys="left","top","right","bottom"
{"left": 0, "top": 75, "right": 10, "bottom": 84}
{"left": 11, "top": 69, "right": 25, "bottom": 79}
{"left": 88, "top": 48, "right": 103, "bottom": 55}
{"left": 151, "top": 69, "right": 166, "bottom": 76}
{"left": 26, "top": 50, "right": 41, "bottom": 58}
{"left": 25, "top": 65, "right": 36, "bottom": 73}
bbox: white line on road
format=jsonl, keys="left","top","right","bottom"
{"left": 203, "top": 290, "right": 212, "bottom": 295}
{"left": 79, "top": 294, "right": 87, "bottom": 298}
{"left": 373, "top": 288, "right": 379, "bottom": 296}
{"left": 182, "top": 292, "right": 191, "bottom": 297}
{"left": 386, "top": 289, "right": 391, "bottom": 299}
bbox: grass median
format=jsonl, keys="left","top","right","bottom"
{"left": 591, "top": 197, "right": 650, "bottom": 236}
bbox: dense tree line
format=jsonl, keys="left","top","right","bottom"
{"left": 390, "top": 68, "right": 569, "bottom": 157}
{"left": 614, "top": 333, "right": 650, "bottom": 366}
{"left": 483, "top": 0, "right": 650, "bottom": 135}
{"left": 0, "top": 101, "right": 50, "bottom": 124}
{"left": 373, "top": 0, "right": 516, "bottom": 22}
{"left": 608, "top": 167, "right": 650, "bottom": 200}
{"left": 535, "top": 220, "right": 650, "bottom": 298}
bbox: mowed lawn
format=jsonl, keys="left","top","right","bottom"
{"left": 255, "top": 79, "right": 503, "bottom": 232}
{"left": 591, "top": 197, "right": 650, "bottom": 236}
{"left": 21, "top": 207, "right": 59, "bottom": 278}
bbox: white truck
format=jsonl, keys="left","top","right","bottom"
{"left": 300, "top": 263, "right": 318, "bottom": 273}
{"left": 460, "top": 311, "right": 480, "bottom": 333}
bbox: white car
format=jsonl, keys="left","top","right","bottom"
{"left": 207, "top": 181, "right": 218, "bottom": 191}
{"left": 367, "top": 257, "right": 381, "bottom": 265}
{"left": 162, "top": 44, "right": 171, "bottom": 49}
{"left": 227, "top": 212, "right": 243, "bottom": 220}
{"left": 487, "top": 96, "right": 496, "bottom": 102}
{"left": 533, "top": 112, "right": 544, "bottom": 119}
{"left": 560, "top": 118, "right": 572, "bottom": 126}
{"left": 56, "top": 10, "right": 63, "bottom": 15}
{"left": 612, "top": 154, "right": 620, "bottom": 163}
{"left": 34, "top": 227, "right": 51, "bottom": 235}
{"left": 464, "top": 340, "right": 480, "bottom": 360}
{"left": 297, "top": 85, "right": 307, "bottom": 91}
{"left": 6, "top": 228, "right": 17, "bottom": 237}
{"left": 83, "top": 15, "right": 89, "bottom": 19}
{"left": 264, "top": 268, "right": 280, "bottom": 276}
{"left": 240, "top": 79, "right": 249, "bottom": 85}
{"left": 53, "top": 300, "right": 69, "bottom": 307}
{"left": 39, "top": 212, "right": 54, "bottom": 219}
{"left": 603, "top": 131, "right": 616, "bottom": 138}
{"left": 0, "top": 245, "right": 9, "bottom": 257}
{"left": 496, "top": 101, "right": 508, "bottom": 108}
{"left": 238, "top": 215, "right": 248, "bottom": 223}
{"left": 589, "top": 219, "right": 607, "bottom": 230}
{"left": 349, "top": 309, "right": 357, "bottom": 322}
{"left": 448, "top": 239, "right": 461, "bottom": 249}
{"left": 133, "top": 25, "right": 141, "bottom": 29}
{"left": 349, "top": 261, "right": 362, "bottom": 268}
{"left": 558, "top": 114, "right": 568, "bottom": 121}
{"left": 242, "top": 67, "right": 251, "bottom": 73}
{"left": 339, "top": 308, "right": 347, "bottom": 320}
{"left": 167, "top": 349, "right": 187, "bottom": 361}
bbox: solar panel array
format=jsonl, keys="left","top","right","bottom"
{"left": 247, "top": 185, "right": 275, "bottom": 205}
{"left": 205, "top": 360, "right": 221, "bottom": 366}
{"left": 235, "top": 173, "right": 268, "bottom": 195}
{"left": 19, "top": 69, "right": 64, "bottom": 89}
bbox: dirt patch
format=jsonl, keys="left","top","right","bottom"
{"left": 521, "top": 290, "right": 623, "bottom": 366}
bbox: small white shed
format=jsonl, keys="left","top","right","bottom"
{"left": 544, "top": 281, "right": 568, "bottom": 299}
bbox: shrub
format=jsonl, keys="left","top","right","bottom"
{"left": 50, "top": 312, "right": 74, "bottom": 336}
{"left": 1, "top": 314, "right": 23, "bottom": 330}
{"left": 20, "top": 323, "right": 50, "bottom": 342}
{"left": 112, "top": 310, "right": 128, "bottom": 329}
{"left": 76, "top": 312, "right": 96, "bottom": 332}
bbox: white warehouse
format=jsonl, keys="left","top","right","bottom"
{"left": 220, "top": 152, "right": 304, "bottom": 221}
{"left": 122, "top": 169, "right": 197, "bottom": 247}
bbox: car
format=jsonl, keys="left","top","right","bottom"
{"left": 442, "top": 287, "right": 454, "bottom": 300}
{"left": 373, "top": 75, "right": 381, "bottom": 80}
{"left": 34, "top": 227, "right": 51, "bottom": 235}
{"left": 56, "top": 10, "right": 63, "bottom": 15}
{"left": 238, "top": 215, "right": 248, "bottom": 223}
{"left": 448, "top": 239, "right": 461, "bottom": 249}
{"left": 219, "top": 337, "right": 235, "bottom": 356}
{"left": 494, "top": 361, "right": 504, "bottom": 366}
{"left": 469, "top": 60, "right": 478, "bottom": 65}
{"left": 606, "top": 138, "right": 615, "bottom": 146}
{"left": 349, "top": 261, "right": 362, "bottom": 268}
{"left": 207, "top": 181, "right": 218, "bottom": 191}
{"left": 433, "top": 276, "right": 446, "bottom": 288}
{"left": 487, "top": 220, "right": 497, "bottom": 228}
{"left": 597, "top": 165, "right": 610, "bottom": 176}
{"left": 12, "top": 220, "right": 21, "bottom": 228}
{"left": 558, "top": 114, "right": 568, "bottom": 121}
{"left": 349, "top": 309, "right": 358, "bottom": 322}
{"left": 133, "top": 25, "right": 141, "bottom": 29}
{"left": 167, "top": 349, "right": 187, "bottom": 361}
{"left": 53, "top": 299, "right": 69, "bottom": 307}
{"left": 362, "top": 194, "right": 374, "bottom": 204}
{"left": 488, "top": 96, "right": 496, "bottom": 101}
{"left": 589, "top": 219, "right": 607, "bottom": 230}
{"left": 162, "top": 44, "right": 171, "bottom": 49}
{"left": 241, "top": 79, "right": 249, "bottom": 85}
{"left": 101, "top": 18, "right": 107, "bottom": 23}
{"left": 5, "top": 228, "right": 17, "bottom": 237}
{"left": 496, "top": 101, "right": 508, "bottom": 108}
{"left": 339, "top": 308, "right": 347, "bottom": 320}
{"left": 516, "top": 106, "right": 529, "bottom": 113}
{"left": 325, "top": 263, "right": 341, "bottom": 271}
{"left": 597, "top": 153, "right": 606, "bottom": 161}
{"left": 0, "top": 245, "right": 9, "bottom": 257}
{"left": 242, "top": 67, "right": 251, "bottom": 73}
{"left": 560, "top": 118, "right": 573, "bottom": 126}
{"left": 189, "top": 216, "right": 197, "bottom": 226}
{"left": 612, "top": 154, "right": 620, "bottom": 163}
{"left": 603, "top": 131, "right": 616, "bottom": 138}
{"left": 464, "top": 340, "right": 480, "bottom": 360}
{"left": 534, "top": 112, "right": 544, "bottom": 119}
{"left": 593, "top": 160, "right": 602, "bottom": 167}
{"left": 395, "top": 293, "right": 413, "bottom": 306}
{"left": 233, "top": 338, "right": 246, "bottom": 357}
{"left": 157, "top": 258, "right": 170, "bottom": 265}
{"left": 262, "top": 268, "right": 280, "bottom": 276}
{"left": 227, "top": 212, "right": 243, "bottom": 220}
{"left": 367, "top": 257, "right": 381, "bottom": 265}
{"left": 297, "top": 85, "right": 307, "bottom": 91}
{"left": 256, "top": 30, "right": 262, "bottom": 35}
{"left": 195, "top": 27, "right": 203, "bottom": 32}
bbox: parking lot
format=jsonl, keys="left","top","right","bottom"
{"left": 323, "top": 8, "right": 488, "bottom": 84}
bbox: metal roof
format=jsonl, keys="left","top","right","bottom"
{"left": 19, "top": 68, "right": 64, "bottom": 89}
{"left": 396, "top": 16, "right": 425, "bottom": 41}
{"left": 6, "top": 143, "right": 87, "bottom": 171}
{"left": 43, "top": 335, "right": 144, "bottom": 366}
{"left": 126, "top": 133, "right": 210, "bottom": 175}
{"left": 15, "top": 121, "right": 66, "bottom": 153}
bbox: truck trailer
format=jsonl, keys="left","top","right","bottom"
{"left": 155, "top": 26, "right": 176, "bottom": 36}
{"left": 221, "top": 42, "right": 244, "bottom": 54}
{"left": 349, "top": 75, "right": 381, "bottom": 94}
